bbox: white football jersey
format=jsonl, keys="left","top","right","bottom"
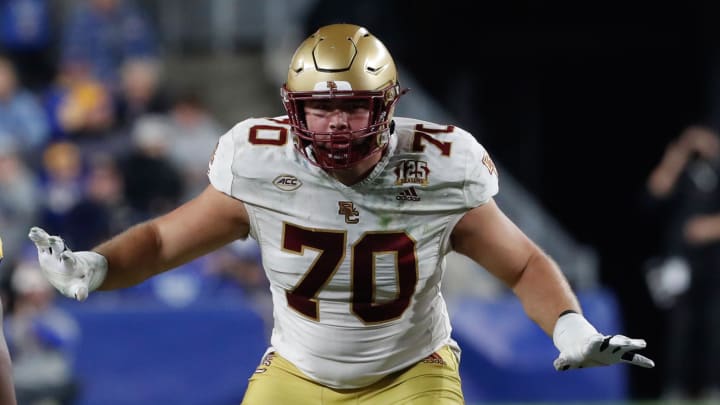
{"left": 208, "top": 116, "right": 499, "bottom": 389}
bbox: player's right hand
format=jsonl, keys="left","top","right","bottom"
{"left": 28, "top": 227, "right": 108, "bottom": 301}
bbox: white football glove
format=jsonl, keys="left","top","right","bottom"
{"left": 28, "top": 226, "right": 108, "bottom": 301}
{"left": 552, "top": 311, "right": 655, "bottom": 371}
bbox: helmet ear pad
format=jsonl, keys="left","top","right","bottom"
{"left": 280, "top": 23, "right": 407, "bottom": 169}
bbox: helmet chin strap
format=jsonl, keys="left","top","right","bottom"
{"left": 305, "top": 144, "right": 320, "bottom": 165}
{"left": 376, "top": 121, "right": 395, "bottom": 146}
{"left": 305, "top": 136, "right": 387, "bottom": 170}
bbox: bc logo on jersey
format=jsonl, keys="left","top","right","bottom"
{"left": 338, "top": 201, "right": 359, "bottom": 224}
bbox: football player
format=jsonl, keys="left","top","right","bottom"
{"left": 28, "top": 24, "right": 653, "bottom": 404}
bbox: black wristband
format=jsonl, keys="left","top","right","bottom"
{"left": 558, "top": 309, "right": 578, "bottom": 319}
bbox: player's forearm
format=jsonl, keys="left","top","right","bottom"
{"left": 92, "top": 187, "right": 250, "bottom": 290}
{"left": 93, "top": 221, "right": 171, "bottom": 290}
{"left": 511, "top": 252, "right": 581, "bottom": 336}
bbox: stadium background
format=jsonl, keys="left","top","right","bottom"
{"left": 1, "top": 0, "right": 718, "bottom": 404}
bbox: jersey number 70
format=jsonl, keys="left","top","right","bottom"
{"left": 283, "top": 223, "right": 418, "bottom": 325}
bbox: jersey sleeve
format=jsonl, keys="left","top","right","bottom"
{"left": 464, "top": 136, "right": 499, "bottom": 207}
{"left": 207, "top": 124, "right": 238, "bottom": 195}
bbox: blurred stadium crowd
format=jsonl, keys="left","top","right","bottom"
{"left": 0, "top": 1, "right": 274, "bottom": 403}
{"left": 0, "top": 0, "right": 275, "bottom": 301}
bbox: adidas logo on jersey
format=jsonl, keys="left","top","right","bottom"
{"left": 396, "top": 187, "right": 421, "bottom": 201}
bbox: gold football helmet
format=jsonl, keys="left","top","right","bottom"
{"left": 281, "top": 23, "right": 407, "bottom": 169}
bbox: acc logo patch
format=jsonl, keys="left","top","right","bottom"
{"left": 273, "top": 175, "right": 303, "bottom": 191}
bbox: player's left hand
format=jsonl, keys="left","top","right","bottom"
{"left": 552, "top": 311, "right": 654, "bottom": 371}
{"left": 553, "top": 333, "right": 654, "bottom": 371}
